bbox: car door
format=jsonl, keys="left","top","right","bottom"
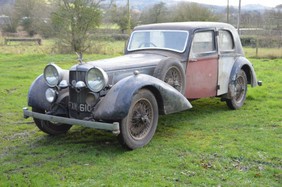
{"left": 217, "top": 29, "right": 237, "bottom": 96}
{"left": 185, "top": 30, "right": 219, "bottom": 99}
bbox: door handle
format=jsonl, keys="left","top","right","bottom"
{"left": 190, "top": 58, "right": 198, "bottom": 62}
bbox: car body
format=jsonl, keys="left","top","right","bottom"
{"left": 23, "top": 22, "right": 261, "bottom": 149}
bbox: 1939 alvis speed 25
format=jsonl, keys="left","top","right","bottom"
{"left": 23, "top": 22, "right": 262, "bottom": 149}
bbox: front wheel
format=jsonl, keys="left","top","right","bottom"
{"left": 32, "top": 107, "right": 72, "bottom": 135}
{"left": 118, "top": 89, "right": 159, "bottom": 150}
{"left": 226, "top": 70, "right": 248, "bottom": 110}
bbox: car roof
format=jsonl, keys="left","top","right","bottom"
{"left": 134, "top": 22, "right": 236, "bottom": 32}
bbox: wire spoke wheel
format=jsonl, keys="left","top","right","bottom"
{"left": 164, "top": 66, "right": 183, "bottom": 92}
{"left": 119, "top": 89, "right": 158, "bottom": 150}
{"left": 129, "top": 99, "right": 153, "bottom": 140}
{"left": 234, "top": 74, "right": 246, "bottom": 103}
{"left": 226, "top": 70, "right": 248, "bottom": 110}
{"left": 153, "top": 59, "right": 186, "bottom": 94}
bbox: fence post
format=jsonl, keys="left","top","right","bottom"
{"left": 256, "top": 35, "right": 259, "bottom": 58}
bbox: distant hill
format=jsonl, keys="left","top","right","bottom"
{"left": 0, "top": 0, "right": 274, "bottom": 13}
{"left": 201, "top": 3, "right": 272, "bottom": 14}
{"left": 0, "top": 0, "right": 15, "bottom": 6}
{"left": 111, "top": 0, "right": 273, "bottom": 13}
{"left": 112, "top": 0, "right": 177, "bottom": 10}
{"left": 242, "top": 4, "right": 272, "bottom": 11}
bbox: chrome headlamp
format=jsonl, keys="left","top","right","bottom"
{"left": 43, "top": 64, "right": 63, "bottom": 87}
{"left": 45, "top": 88, "right": 57, "bottom": 103}
{"left": 86, "top": 67, "right": 108, "bottom": 92}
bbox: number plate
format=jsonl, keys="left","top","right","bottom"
{"left": 69, "top": 102, "right": 92, "bottom": 112}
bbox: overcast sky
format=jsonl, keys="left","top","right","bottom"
{"left": 178, "top": 0, "right": 281, "bottom": 7}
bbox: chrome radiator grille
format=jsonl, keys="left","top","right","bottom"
{"left": 69, "top": 71, "right": 91, "bottom": 119}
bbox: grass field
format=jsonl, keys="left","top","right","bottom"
{"left": 0, "top": 37, "right": 125, "bottom": 55}
{"left": 244, "top": 47, "right": 282, "bottom": 59}
{"left": 0, "top": 47, "right": 281, "bottom": 186}
{"left": 1, "top": 36, "right": 281, "bottom": 58}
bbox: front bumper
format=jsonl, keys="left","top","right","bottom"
{"left": 23, "top": 107, "right": 120, "bottom": 135}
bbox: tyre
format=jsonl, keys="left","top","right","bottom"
{"left": 226, "top": 70, "right": 248, "bottom": 110}
{"left": 118, "top": 89, "right": 159, "bottom": 150}
{"left": 153, "top": 58, "right": 186, "bottom": 94}
{"left": 32, "top": 107, "right": 72, "bottom": 135}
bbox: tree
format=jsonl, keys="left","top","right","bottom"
{"left": 140, "top": 2, "right": 168, "bottom": 24}
{"left": 0, "top": 0, "right": 52, "bottom": 35}
{"left": 264, "top": 9, "right": 282, "bottom": 29}
{"left": 240, "top": 12, "right": 263, "bottom": 28}
{"left": 172, "top": 2, "right": 219, "bottom": 22}
{"left": 12, "top": 0, "right": 52, "bottom": 36}
{"left": 108, "top": 4, "right": 140, "bottom": 33}
{"left": 0, "top": 4, "right": 17, "bottom": 33}
{"left": 14, "top": 0, "right": 35, "bottom": 34}
{"left": 51, "top": 0, "right": 102, "bottom": 53}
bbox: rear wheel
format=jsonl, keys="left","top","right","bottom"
{"left": 226, "top": 70, "right": 248, "bottom": 110}
{"left": 118, "top": 89, "right": 159, "bottom": 150}
{"left": 32, "top": 107, "right": 72, "bottom": 135}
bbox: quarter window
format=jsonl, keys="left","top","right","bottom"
{"left": 219, "top": 30, "right": 234, "bottom": 51}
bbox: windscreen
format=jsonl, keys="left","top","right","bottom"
{"left": 127, "top": 30, "right": 189, "bottom": 53}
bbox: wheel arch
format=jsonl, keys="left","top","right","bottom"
{"left": 143, "top": 85, "right": 165, "bottom": 115}
{"left": 93, "top": 74, "right": 192, "bottom": 121}
{"left": 28, "top": 74, "right": 69, "bottom": 114}
{"left": 28, "top": 74, "right": 51, "bottom": 111}
{"left": 241, "top": 64, "right": 254, "bottom": 85}
{"left": 153, "top": 57, "right": 186, "bottom": 94}
{"left": 230, "top": 57, "right": 258, "bottom": 87}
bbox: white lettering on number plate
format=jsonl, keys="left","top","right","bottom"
{"left": 69, "top": 102, "right": 92, "bottom": 112}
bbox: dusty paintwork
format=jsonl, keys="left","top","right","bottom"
{"left": 217, "top": 55, "right": 236, "bottom": 95}
{"left": 23, "top": 22, "right": 261, "bottom": 149}
{"left": 93, "top": 74, "right": 192, "bottom": 121}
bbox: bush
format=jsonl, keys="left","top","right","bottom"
{"left": 240, "top": 35, "right": 282, "bottom": 48}
{"left": 240, "top": 36, "right": 256, "bottom": 47}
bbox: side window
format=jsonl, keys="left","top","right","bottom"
{"left": 219, "top": 30, "right": 234, "bottom": 51}
{"left": 191, "top": 31, "right": 215, "bottom": 55}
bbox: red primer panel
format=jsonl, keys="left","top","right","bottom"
{"left": 185, "top": 56, "right": 218, "bottom": 99}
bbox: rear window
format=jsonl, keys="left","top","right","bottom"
{"left": 219, "top": 30, "right": 234, "bottom": 51}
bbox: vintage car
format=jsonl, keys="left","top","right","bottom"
{"left": 23, "top": 22, "right": 261, "bottom": 149}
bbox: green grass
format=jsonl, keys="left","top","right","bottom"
{"left": 0, "top": 52, "right": 281, "bottom": 186}
{"left": 0, "top": 37, "right": 125, "bottom": 55}
{"left": 1, "top": 36, "right": 281, "bottom": 59}
{"left": 244, "top": 47, "right": 282, "bottom": 59}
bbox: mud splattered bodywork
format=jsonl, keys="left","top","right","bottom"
{"left": 23, "top": 22, "right": 261, "bottom": 149}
